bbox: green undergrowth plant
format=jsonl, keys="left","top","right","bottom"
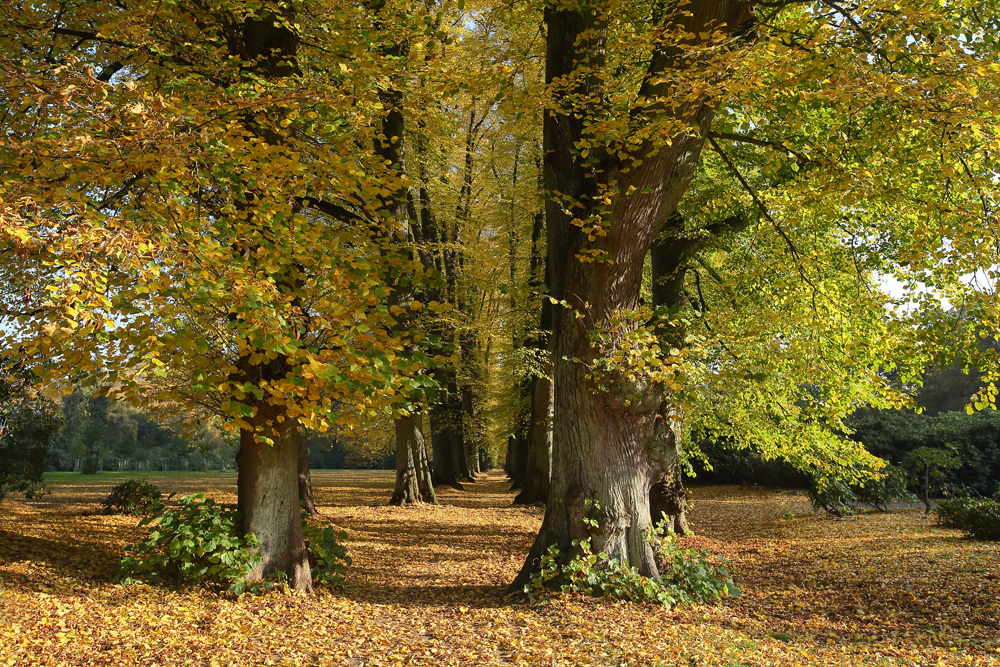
{"left": 525, "top": 508, "right": 739, "bottom": 606}
{"left": 935, "top": 497, "right": 1000, "bottom": 540}
{"left": 935, "top": 497, "right": 977, "bottom": 528}
{"left": 302, "top": 509, "right": 352, "bottom": 588}
{"left": 114, "top": 494, "right": 271, "bottom": 594}
{"left": 102, "top": 479, "right": 162, "bottom": 516}
{"left": 116, "top": 495, "right": 354, "bottom": 594}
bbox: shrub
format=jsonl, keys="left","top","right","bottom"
{"left": 963, "top": 500, "right": 1000, "bottom": 540}
{"left": 935, "top": 497, "right": 977, "bottom": 528}
{"left": 854, "top": 465, "right": 915, "bottom": 511}
{"left": 116, "top": 496, "right": 354, "bottom": 593}
{"left": 115, "top": 494, "right": 266, "bottom": 593}
{"left": 302, "top": 511, "right": 352, "bottom": 588}
{"left": 659, "top": 538, "right": 740, "bottom": 604}
{"left": 102, "top": 479, "right": 162, "bottom": 515}
{"left": 525, "top": 517, "right": 739, "bottom": 606}
{"left": 936, "top": 497, "right": 1000, "bottom": 540}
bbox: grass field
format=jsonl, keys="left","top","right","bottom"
{"left": 1, "top": 470, "right": 998, "bottom": 666}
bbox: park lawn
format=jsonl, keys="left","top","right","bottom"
{"left": 0, "top": 471, "right": 998, "bottom": 667}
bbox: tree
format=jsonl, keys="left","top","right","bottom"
{"left": 904, "top": 446, "right": 962, "bottom": 514}
{"left": 510, "top": 0, "right": 1000, "bottom": 590}
{"left": 1, "top": 0, "right": 430, "bottom": 591}
{"left": 0, "top": 361, "right": 62, "bottom": 501}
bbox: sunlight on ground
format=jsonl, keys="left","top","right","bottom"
{"left": 1, "top": 471, "right": 998, "bottom": 666}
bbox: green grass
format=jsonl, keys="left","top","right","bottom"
{"left": 44, "top": 470, "right": 236, "bottom": 483}
{"left": 38, "top": 470, "right": 239, "bottom": 506}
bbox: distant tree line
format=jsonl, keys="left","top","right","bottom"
{"left": 692, "top": 362, "right": 1000, "bottom": 497}
{"left": 1, "top": 367, "right": 397, "bottom": 480}
{"left": 49, "top": 388, "right": 400, "bottom": 474}
{"left": 49, "top": 387, "right": 237, "bottom": 473}
{"left": 0, "top": 360, "right": 61, "bottom": 499}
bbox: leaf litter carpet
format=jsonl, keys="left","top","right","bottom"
{"left": 1, "top": 470, "right": 998, "bottom": 666}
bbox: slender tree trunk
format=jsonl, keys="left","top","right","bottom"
{"left": 514, "top": 259, "right": 554, "bottom": 505}
{"left": 238, "top": 404, "right": 312, "bottom": 592}
{"left": 461, "top": 383, "right": 480, "bottom": 478}
{"left": 507, "top": 432, "right": 529, "bottom": 488}
{"left": 505, "top": 145, "right": 531, "bottom": 489}
{"left": 391, "top": 412, "right": 437, "bottom": 505}
{"left": 430, "top": 373, "right": 466, "bottom": 489}
{"left": 505, "top": 434, "right": 516, "bottom": 479}
{"left": 368, "top": 1, "right": 439, "bottom": 506}
{"left": 923, "top": 464, "right": 932, "bottom": 514}
{"left": 298, "top": 432, "right": 319, "bottom": 518}
{"left": 459, "top": 325, "right": 480, "bottom": 480}
{"left": 513, "top": 155, "right": 551, "bottom": 501}
{"left": 514, "top": 370, "right": 553, "bottom": 505}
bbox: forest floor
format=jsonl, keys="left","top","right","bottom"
{"left": 1, "top": 470, "right": 998, "bottom": 666}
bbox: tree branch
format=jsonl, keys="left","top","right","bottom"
{"left": 707, "top": 131, "right": 812, "bottom": 164}
{"left": 296, "top": 196, "right": 376, "bottom": 229}
{"left": 50, "top": 27, "right": 132, "bottom": 48}
{"left": 708, "top": 137, "right": 797, "bottom": 257}
{"left": 708, "top": 137, "right": 825, "bottom": 302}
{"left": 93, "top": 173, "right": 146, "bottom": 211}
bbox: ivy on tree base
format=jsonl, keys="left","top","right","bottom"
{"left": 524, "top": 531, "right": 740, "bottom": 606}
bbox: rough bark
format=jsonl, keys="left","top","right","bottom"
{"left": 509, "top": 0, "right": 754, "bottom": 593}
{"left": 390, "top": 412, "right": 437, "bottom": 505}
{"left": 298, "top": 432, "right": 319, "bottom": 518}
{"left": 649, "top": 469, "right": 690, "bottom": 535}
{"left": 238, "top": 404, "right": 313, "bottom": 593}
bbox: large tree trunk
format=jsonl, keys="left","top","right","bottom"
{"left": 510, "top": 317, "right": 683, "bottom": 590}
{"left": 224, "top": 5, "right": 315, "bottom": 593}
{"left": 238, "top": 404, "right": 313, "bottom": 592}
{"left": 390, "top": 412, "right": 436, "bottom": 505}
{"left": 298, "top": 432, "right": 319, "bottom": 518}
{"left": 509, "top": 0, "right": 753, "bottom": 593}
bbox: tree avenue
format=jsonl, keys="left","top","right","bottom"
{"left": 2, "top": 0, "right": 999, "bottom": 597}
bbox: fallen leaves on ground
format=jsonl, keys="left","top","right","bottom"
{"left": 1, "top": 472, "right": 998, "bottom": 666}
